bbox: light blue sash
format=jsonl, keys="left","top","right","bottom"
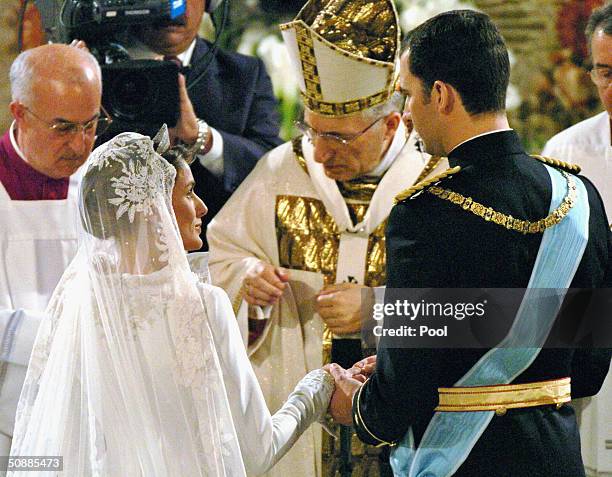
{"left": 390, "top": 165, "right": 590, "bottom": 477}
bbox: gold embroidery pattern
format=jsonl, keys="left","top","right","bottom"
{"left": 364, "top": 219, "right": 386, "bottom": 288}
{"left": 306, "top": 0, "right": 399, "bottom": 63}
{"left": 279, "top": 0, "right": 399, "bottom": 117}
{"left": 294, "top": 24, "right": 323, "bottom": 101}
{"left": 275, "top": 196, "right": 386, "bottom": 287}
{"left": 338, "top": 177, "right": 380, "bottom": 203}
{"left": 301, "top": 89, "right": 392, "bottom": 117}
{"left": 231, "top": 283, "right": 245, "bottom": 316}
{"left": 292, "top": 136, "right": 308, "bottom": 174}
{"left": 427, "top": 170, "right": 577, "bottom": 234}
{"left": 276, "top": 195, "right": 338, "bottom": 284}
{"left": 281, "top": 20, "right": 397, "bottom": 69}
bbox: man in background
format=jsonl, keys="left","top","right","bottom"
{"left": 543, "top": 1, "right": 611, "bottom": 219}
{"left": 0, "top": 43, "right": 104, "bottom": 458}
{"left": 543, "top": 3, "right": 612, "bottom": 474}
{"left": 131, "top": 0, "right": 282, "bottom": 248}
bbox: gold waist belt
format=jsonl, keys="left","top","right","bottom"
{"left": 435, "top": 377, "right": 571, "bottom": 416}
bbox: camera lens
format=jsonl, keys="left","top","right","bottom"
{"left": 101, "top": 60, "right": 180, "bottom": 133}
{"left": 108, "top": 70, "right": 157, "bottom": 121}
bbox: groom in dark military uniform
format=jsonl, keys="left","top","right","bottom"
{"left": 326, "top": 10, "right": 612, "bottom": 477}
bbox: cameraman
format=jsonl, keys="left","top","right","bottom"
{"left": 129, "top": 0, "right": 282, "bottom": 249}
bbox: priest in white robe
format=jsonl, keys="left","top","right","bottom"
{"left": 543, "top": 112, "right": 611, "bottom": 221}
{"left": 207, "top": 1, "right": 434, "bottom": 475}
{"left": 0, "top": 44, "right": 103, "bottom": 458}
{"left": 542, "top": 4, "right": 612, "bottom": 475}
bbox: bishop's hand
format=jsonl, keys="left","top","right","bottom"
{"left": 242, "top": 260, "right": 289, "bottom": 307}
{"left": 316, "top": 283, "right": 372, "bottom": 335}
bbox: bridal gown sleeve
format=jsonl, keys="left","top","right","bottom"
{"left": 198, "top": 283, "right": 335, "bottom": 476}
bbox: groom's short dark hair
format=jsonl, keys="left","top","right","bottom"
{"left": 406, "top": 10, "right": 510, "bottom": 115}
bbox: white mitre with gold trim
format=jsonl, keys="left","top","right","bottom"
{"left": 280, "top": 0, "right": 400, "bottom": 117}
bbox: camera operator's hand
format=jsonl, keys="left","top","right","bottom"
{"left": 69, "top": 39, "right": 89, "bottom": 52}
{"left": 169, "top": 74, "right": 204, "bottom": 149}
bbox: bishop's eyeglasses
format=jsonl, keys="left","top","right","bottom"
{"left": 294, "top": 116, "right": 384, "bottom": 147}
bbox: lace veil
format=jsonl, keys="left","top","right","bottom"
{"left": 10, "top": 130, "right": 246, "bottom": 476}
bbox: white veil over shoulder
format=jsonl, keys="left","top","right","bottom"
{"left": 9, "top": 131, "right": 246, "bottom": 476}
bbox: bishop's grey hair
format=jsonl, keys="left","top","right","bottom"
{"left": 361, "top": 91, "right": 405, "bottom": 121}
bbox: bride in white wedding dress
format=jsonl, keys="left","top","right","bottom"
{"left": 8, "top": 131, "right": 334, "bottom": 476}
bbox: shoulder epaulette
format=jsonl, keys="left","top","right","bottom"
{"left": 532, "top": 155, "right": 581, "bottom": 174}
{"left": 394, "top": 166, "right": 461, "bottom": 204}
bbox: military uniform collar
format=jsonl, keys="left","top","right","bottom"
{"left": 448, "top": 129, "right": 523, "bottom": 167}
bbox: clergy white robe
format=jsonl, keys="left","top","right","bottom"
{"left": 543, "top": 111, "right": 612, "bottom": 476}
{"left": 0, "top": 177, "right": 80, "bottom": 458}
{"left": 207, "top": 124, "right": 428, "bottom": 477}
{"left": 543, "top": 111, "right": 611, "bottom": 224}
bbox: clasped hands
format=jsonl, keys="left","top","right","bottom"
{"left": 323, "top": 355, "right": 376, "bottom": 426}
{"left": 242, "top": 261, "right": 375, "bottom": 425}
{"left": 242, "top": 260, "right": 368, "bottom": 335}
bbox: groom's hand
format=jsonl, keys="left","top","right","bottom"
{"left": 348, "top": 355, "right": 377, "bottom": 383}
{"left": 324, "top": 363, "right": 363, "bottom": 426}
{"left": 243, "top": 261, "right": 289, "bottom": 307}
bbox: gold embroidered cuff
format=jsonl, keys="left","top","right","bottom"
{"left": 435, "top": 377, "right": 571, "bottom": 416}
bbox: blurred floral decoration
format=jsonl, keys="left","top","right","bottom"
{"left": 501, "top": 0, "right": 604, "bottom": 152}
{"left": 0, "top": 1, "right": 45, "bottom": 131}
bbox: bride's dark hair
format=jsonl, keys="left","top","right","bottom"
{"left": 156, "top": 142, "right": 196, "bottom": 172}
{"left": 81, "top": 158, "right": 128, "bottom": 239}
